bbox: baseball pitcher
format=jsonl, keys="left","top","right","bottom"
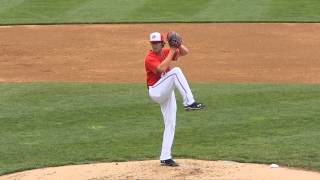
{"left": 144, "top": 31, "right": 205, "bottom": 166}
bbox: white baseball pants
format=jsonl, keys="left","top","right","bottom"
{"left": 148, "top": 67, "right": 195, "bottom": 160}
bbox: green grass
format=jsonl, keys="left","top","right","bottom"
{"left": 0, "top": 83, "right": 319, "bottom": 175}
{"left": 1, "top": 0, "right": 320, "bottom": 24}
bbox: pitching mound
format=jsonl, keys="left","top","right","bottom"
{"left": 2, "top": 159, "right": 320, "bottom": 180}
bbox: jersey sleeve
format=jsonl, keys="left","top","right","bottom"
{"left": 145, "top": 56, "right": 160, "bottom": 74}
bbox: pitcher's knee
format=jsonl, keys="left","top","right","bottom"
{"left": 171, "top": 67, "right": 182, "bottom": 74}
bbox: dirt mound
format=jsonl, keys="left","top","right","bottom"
{"left": 2, "top": 159, "right": 320, "bottom": 180}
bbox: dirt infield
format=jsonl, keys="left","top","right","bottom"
{"left": 1, "top": 23, "right": 320, "bottom": 179}
{"left": 1, "top": 23, "right": 320, "bottom": 83}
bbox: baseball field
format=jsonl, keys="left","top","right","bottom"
{"left": 1, "top": 1, "right": 320, "bottom": 179}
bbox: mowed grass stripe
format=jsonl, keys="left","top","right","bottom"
{"left": 0, "top": 83, "right": 319, "bottom": 175}
{"left": 1, "top": 0, "right": 320, "bottom": 24}
{"left": 0, "top": 0, "right": 91, "bottom": 24}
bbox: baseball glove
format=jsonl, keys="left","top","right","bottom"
{"left": 167, "top": 31, "right": 182, "bottom": 48}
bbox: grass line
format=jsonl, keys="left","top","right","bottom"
{"left": 1, "top": 0, "right": 320, "bottom": 24}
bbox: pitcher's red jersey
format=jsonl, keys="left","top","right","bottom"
{"left": 144, "top": 48, "right": 171, "bottom": 86}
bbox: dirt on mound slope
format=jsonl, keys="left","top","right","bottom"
{"left": 2, "top": 159, "right": 320, "bottom": 180}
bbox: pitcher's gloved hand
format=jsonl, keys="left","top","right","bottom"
{"left": 167, "top": 31, "right": 182, "bottom": 48}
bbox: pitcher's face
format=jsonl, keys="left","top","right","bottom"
{"left": 151, "top": 41, "right": 163, "bottom": 54}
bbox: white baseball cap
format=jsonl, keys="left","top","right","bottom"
{"left": 150, "top": 32, "right": 164, "bottom": 42}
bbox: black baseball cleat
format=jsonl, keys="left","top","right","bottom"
{"left": 184, "top": 102, "right": 205, "bottom": 111}
{"left": 160, "top": 159, "right": 179, "bottom": 167}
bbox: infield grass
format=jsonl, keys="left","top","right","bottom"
{"left": 1, "top": 0, "right": 320, "bottom": 24}
{"left": 0, "top": 83, "right": 319, "bottom": 175}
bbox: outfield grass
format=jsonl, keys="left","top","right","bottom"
{"left": 1, "top": 0, "right": 320, "bottom": 24}
{"left": 0, "top": 83, "right": 319, "bottom": 175}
